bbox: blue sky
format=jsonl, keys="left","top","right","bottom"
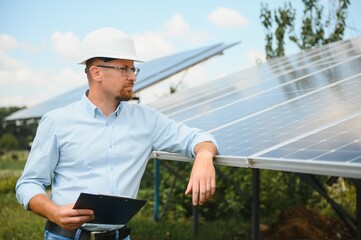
{"left": 1, "top": 0, "right": 360, "bottom": 107}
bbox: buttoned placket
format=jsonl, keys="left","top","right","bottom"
{"left": 105, "top": 112, "right": 118, "bottom": 194}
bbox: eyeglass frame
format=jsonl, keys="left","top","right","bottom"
{"left": 96, "top": 65, "right": 140, "bottom": 77}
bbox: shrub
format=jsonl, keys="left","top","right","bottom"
{"left": 0, "top": 176, "right": 18, "bottom": 194}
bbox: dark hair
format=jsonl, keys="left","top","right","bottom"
{"left": 85, "top": 57, "right": 116, "bottom": 73}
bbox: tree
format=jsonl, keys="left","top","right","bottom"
{"left": 0, "top": 133, "right": 18, "bottom": 154}
{"left": 260, "top": 2, "right": 295, "bottom": 59}
{"left": 260, "top": 0, "right": 350, "bottom": 59}
{"left": 0, "top": 107, "right": 38, "bottom": 151}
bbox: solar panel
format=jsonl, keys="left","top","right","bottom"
{"left": 152, "top": 36, "right": 361, "bottom": 179}
{"left": 134, "top": 42, "right": 239, "bottom": 92}
{"left": 5, "top": 42, "right": 237, "bottom": 121}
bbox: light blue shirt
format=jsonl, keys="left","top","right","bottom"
{"left": 16, "top": 93, "right": 217, "bottom": 212}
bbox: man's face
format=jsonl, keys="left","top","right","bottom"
{"left": 96, "top": 59, "right": 137, "bottom": 102}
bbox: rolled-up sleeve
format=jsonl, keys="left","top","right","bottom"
{"left": 151, "top": 110, "right": 218, "bottom": 158}
{"left": 15, "top": 114, "right": 59, "bottom": 209}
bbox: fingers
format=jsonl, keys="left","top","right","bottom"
{"left": 211, "top": 177, "right": 216, "bottom": 196}
{"left": 206, "top": 179, "right": 213, "bottom": 199}
{"left": 186, "top": 177, "right": 216, "bottom": 206}
{"left": 55, "top": 205, "right": 95, "bottom": 230}
{"left": 199, "top": 177, "right": 215, "bottom": 205}
{"left": 192, "top": 179, "right": 200, "bottom": 206}
{"left": 72, "top": 208, "right": 94, "bottom": 217}
{"left": 185, "top": 180, "right": 192, "bottom": 196}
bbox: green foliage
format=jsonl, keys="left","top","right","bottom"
{"left": 0, "top": 176, "right": 18, "bottom": 194}
{"left": 260, "top": 0, "right": 350, "bottom": 59}
{"left": 0, "top": 107, "right": 38, "bottom": 153}
{"left": 0, "top": 133, "right": 19, "bottom": 152}
{"left": 0, "top": 193, "right": 46, "bottom": 239}
{"left": 0, "top": 107, "right": 24, "bottom": 123}
{"left": 261, "top": 2, "right": 295, "bottom": 59}
{"left": 309, "top": 177, "right": 357, "bottom": 219}
{"left": 140, "top": 160, "right": 352, "bottom": 227}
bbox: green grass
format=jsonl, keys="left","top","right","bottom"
{"left": 2, "top": 151, "right": 354, "bottom": 239}
{"left": 0, "top": 192, "right": 45, "bottom": 239}
{"left": 0, "top": 150, "right": 27, "bottom": 179}
{"left": 0, "top": 191, "right": 250, "bottom": 240}
{"left": 128, "top": 216, "right": 250, "bottom": 240}
{"left": 0, "top": 160, "right": 25, "bottom": 170}
{"left": 0, "top": 152, "right": 250, "bottom": 239}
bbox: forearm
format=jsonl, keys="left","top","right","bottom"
{"left": 28, "top": 194, "right": 58, "bottom": 222}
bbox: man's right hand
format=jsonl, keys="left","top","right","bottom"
{"left": 29, "top": 194, "right": 94, "bottom": 230}
{"left": 52, "top": 204, "right": 95, "bottom": 230}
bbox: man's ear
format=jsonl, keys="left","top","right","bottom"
{"left": 89, "top": 66, "right": 102, "bottom": 82}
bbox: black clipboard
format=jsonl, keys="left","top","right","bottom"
{"left": 73, "top": 193, "right": 147, "bottom": 224}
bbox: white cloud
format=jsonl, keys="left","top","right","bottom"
{"left": 0, "top": 50, "right": 24, "bottom": 69}
{"left": 208, "top": 7, "right": 248, "bottom": 28}
{"left": 0, "top": 53, "right": 45, "bottom": 86}
{"left": 51, "top": 31, "right": 81, "bottom": 60}
{"left": 165, "top": 13, "right": 189, "bottom": 37}
{"left": 0, "top": 34, "right": 18, "bottom": 51}
{"left": 164, "top": 13, "right": 209, "bottom": 43}
{"left": 132, "top": 31, "right": 176, "bottom": 61}
{"left": 0, "top": 65, "right": 85, "bottom": 107}
{"left": 0, "top": 39, "right": 84, "bottom": 107}
{"left": 132, "top": 13, "right": 209, "bottom": 61}
{"left": 243, "top": 49, "right": 266, "bottom": 69}
{"left": 0, "top": 95, "right": 27, "bottom": 107}
{"left": 48, "top": 68, "right": 84, "bottom": 92}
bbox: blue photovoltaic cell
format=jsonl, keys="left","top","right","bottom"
{"left": 213, "top": 75, "right": 361, "bottom": 157}
{"left": 260, "top": 113, "right": 361, "bottom": 163}
{"left": 151, "top": 36, "right": 361, "bottom": 178}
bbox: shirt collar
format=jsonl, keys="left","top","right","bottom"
{"left": 81, "top": 91, "right": 123, "bottom": 118}
{"left": 81, "top": 92, "right": 97, "bottom": 117}
{"left": 114, "top": 102, "right": 122, "bottom": 116}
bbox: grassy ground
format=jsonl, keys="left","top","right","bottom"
{"left": 0, "top": 191, "right": 250, "bottom": 240}
{"left": 0, "top": 152, "right": 251, "bottom": 240}
{"left": 0, "top": 192, "right": 45, "bottom": 239}
{"left": 1, "top": 151, "right": 355, "bottom": 239}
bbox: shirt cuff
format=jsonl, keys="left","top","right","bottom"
{"left": 191, "top": 133, "right": 218, "bottom": 157}
{"left": 16, "top": 183, "right": 47, "bottom": 210}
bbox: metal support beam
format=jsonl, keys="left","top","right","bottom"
{"left": 252, "top": 169, "right": 260, "bottom": 240}
{"left": 193, "top": 205, "right": 199, "bottom": 236}
{"left": 153, "top": 159, "right": 160, "bottom": 221}
{"left": 299, "top": 174, "right": 356, "bottom": 236}
{"left": 216, "top": 168, "right": 251, "bottom": 198}
{"left": 351, "top": 179, "right": 361, "bottom": 240}
{"left": 357, "top": 181, "right": 361, "bottom": 240}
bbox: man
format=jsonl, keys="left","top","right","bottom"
{"left": 16, "top": 27, "right": 218, "bottom": 240}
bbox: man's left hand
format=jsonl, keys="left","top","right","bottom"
{"left": 185, "top": 142, "right": 217, "bottom": 205}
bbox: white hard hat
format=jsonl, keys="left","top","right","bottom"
{"left": 78, "top": 27, "right": 143, "bottom": 64}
